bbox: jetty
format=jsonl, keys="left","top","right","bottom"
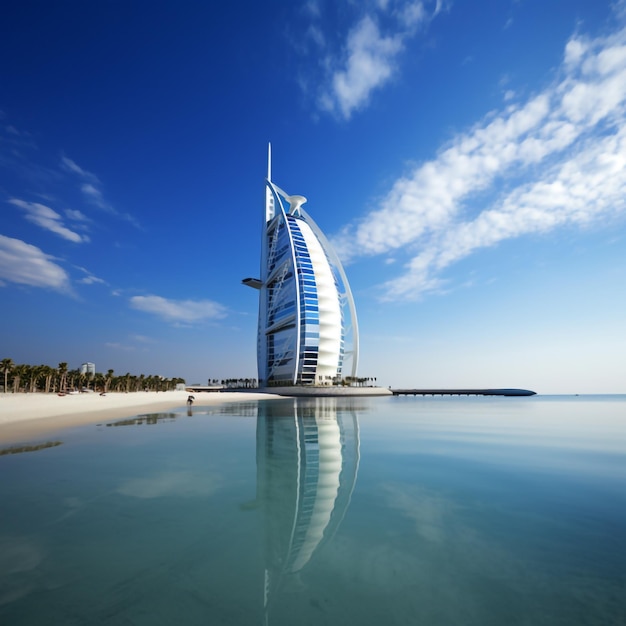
{"left": 391, "top": 388, "right": 536, "bottom": 397}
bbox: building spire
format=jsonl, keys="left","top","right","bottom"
{"left": 265, "top": 142, "right": 275, "bottom": 223}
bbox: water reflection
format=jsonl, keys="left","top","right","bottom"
{"left": 0, "top": 441, "right": 63, "bottom": 456}
{"left": 105, "top": 412, "right": 180, "bottom": 427}
{"left": 217, "top": 401, "right": 261, "bottom": 417}
{"left": 256, "top": 398, "right": 360, "bottom": 618}
{"left": 1, "top": 396, "right": 624, "bottom": 625}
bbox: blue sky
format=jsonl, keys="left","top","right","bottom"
{"left": 1, "top": 0, "right": 625, "bottom": 393}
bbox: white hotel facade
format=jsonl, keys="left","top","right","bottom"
{"left": 243, "top": 146, "right": 358, "bottom": 387}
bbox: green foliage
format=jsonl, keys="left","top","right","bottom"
{"left": 0, "top": 357, "right": 186, "bottom": 394}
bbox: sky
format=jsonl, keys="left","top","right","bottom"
{"left": 1, "top": 0, "right": 625, "bottom": 393}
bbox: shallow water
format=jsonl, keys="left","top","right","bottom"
{"left": 0, "top": 395, "right": 625, "bottom": 625}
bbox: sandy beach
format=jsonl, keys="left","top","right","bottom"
{"left": 0, "top": 390, "right": 282, "bottom": 444}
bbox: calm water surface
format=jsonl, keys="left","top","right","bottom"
{"left": 1, "top": 395, "right": 625, "bottom": 625}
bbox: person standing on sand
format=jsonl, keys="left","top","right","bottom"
{"left": 187, "top": 395, "right": 195, "bottom": 406}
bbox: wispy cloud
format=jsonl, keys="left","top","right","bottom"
{"left": 0, "top": 120, "right": 57, "bottom": 184}
{"left": 333, "top": 20, "right": 626, "bottom": 299}
{"left": 303, "top": 1, "right": 440, "bottom": 120}
{"left": 75, "top": 266, "right": 106, "bottom": 285}
{"left": 2, "top": 133, "right": 133, "bottom": 227}
{"left": 131, "top": 334, "right": 154, "bottom": 344}
{"left": 129, "top": 295, "right": 228, "bottom": 323}
{"left": 0, "top": 234, "right": 71, "bottom": 292}
{"left": 104, "top": 334, "right": 154, "bottom": 351}
{"left": 80, "top": 182, "right": 111, "bottom": 211}
{"left": 104, "top": 342, "right": 136, "bottom": 351}
{"left": 9, "top": 199, "right": 89, "bottom": 243}
{"left": 60, "top": 156, "right": 99, "bottom": 183}
{"left": 61, "top": 155, "right": 139, "bottom": 226}
{"left": 65, "top": 208, "right": 90, "bottom": 222}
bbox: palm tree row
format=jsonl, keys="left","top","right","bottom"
{"left": 264, "top": 375, "right": 379, "bottom": 387}
{"left": 1, "top": 358, "right": 185, "bottom": 394}
{"left": 342, "top": 376, "right": 378, "bottom": 387}
{"left": 220, "top": 378, "right": 258, "bottom": 389}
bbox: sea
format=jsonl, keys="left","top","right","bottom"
{"left": 0, "top": 394, "right": 625, "bottom": 625}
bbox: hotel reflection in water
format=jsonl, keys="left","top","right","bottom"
{"left": 256, "top": 398, "right": 360, "bottom": 614}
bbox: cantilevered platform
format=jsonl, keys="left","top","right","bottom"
{"left": 391, "top": 388, "right": 536, "bottom": 397}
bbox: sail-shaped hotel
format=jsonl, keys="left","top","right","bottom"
{"left": 243, "top": 146, "right": 358, "bottom": 387}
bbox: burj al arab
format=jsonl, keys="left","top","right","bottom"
{"left": 243, "top": 145, "right": 359, "bottom": 387}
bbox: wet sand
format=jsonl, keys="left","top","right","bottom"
{"left": 0, "top": 390, "right": 281, "bottom": 443}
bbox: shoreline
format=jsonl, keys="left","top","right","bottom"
{"left": 0, "top": 390, "right": 283, "bottom": 444}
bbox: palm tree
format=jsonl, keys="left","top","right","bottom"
{"left": 67, "top": 368, "right": 80, "bottom": 392}
{"left": 93, "top": 372, "right": 105, "bottom": 392}
{"left": 104, "top": 369, "right": 114, "bottom": 393}
{"left": 12, "top": 364, "right": 26, "bottom": 393}
{"left": 42, "top": 365, "right": 54, "bottom": 393}
{"left": 58, "top": 362, "right": 68, "bottom": 393}
{"left": 1, "top": 358, "right": 13, "bottom": 393}
{"left": 29, "top": 365, "right": 45, "bottom": 393}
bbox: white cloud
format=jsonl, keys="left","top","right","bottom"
{"left": 80, "top": 182, "right": 111, "bottom": 211}
{"left": 104, "top": 334, "right": 153, "bottom": 351}
{"left": 62, "top": 155, "right": 138, "bottom": 226}
{"left": 78, "top": 276, "right": 105, "bottom": 285}
{"left": 303, "top": 0, "right": 321, "bottom": 19}
{"left": 105, "top": 342, "right": 136, "bottom": 351}
{"left": 60, "top": 156, "right": 99, "bottom": 183}
{"left": 0, "top": 234, "right": 71, "bottom": 292}
{"left": 313, "top": 1, "right": 437, "bottom": 119}
{"left": 61, "top": 155, "right": 108, "bottom": 211}
{"left": 321, "top": 15, "right": 403, "bottom": 119}
{"left": 131, "top": 334, "right": 154, "bottom": 343}
{"left": 333, "top": 22, "right": 626, "bottom": 299}
{"left": 129, "top": 295, "right": 228, "bottom": 323}
{"left": 75, "top": 266, "right": 106, "bottom": 285}
{"left": 9, "top": 199, "right": 89, "bottom": 243}
{"left": 65, "top": 208, "right": 90, "bottom": 222}
{"left": 564, "top": 37, "right": 588, "bottom": 68}
{"left": 399, "top": 0, "right": 426, "bottom": 27}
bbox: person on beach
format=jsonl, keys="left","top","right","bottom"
{"left": 187, "top": 395, "right": 195, "bottom": 406}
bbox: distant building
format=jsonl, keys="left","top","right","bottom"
{"left": 80, "top": 362, "right": 95, "bottom": 375}
{"left": 243, "top": 145, "right": 358, "bottom": 386}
